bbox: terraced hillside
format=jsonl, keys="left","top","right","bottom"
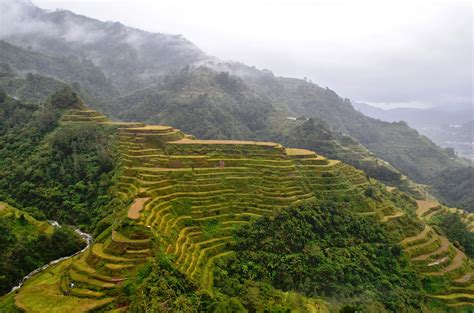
{"left": 0, "top": 202, "right": 86, "bottom": 296}
{"left": 7, "top": 107, "right": 472, "bottom": 311}
{"left": 417, "top": 200, "right": 474, "bottom": 232}
{"left": 10, "top": 107, "right": 377, "bottom": 311}
{"left": 114, "top": 122, "right": 374, "bottom": 290}
{"left": 399, "top": 200, "right": 474, "bottom": 309}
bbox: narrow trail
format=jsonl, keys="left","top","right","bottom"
{"left": 381, "top": 211, "right": 405, "bottom": 222}
{"left": 412, "top": 236, "right": 449, "bottom": 261}
{"left": 400, "top": 226, "right": 430, "bottom": 245}
{"left": 442, "top": 249, "right": 467, "bottom": 274}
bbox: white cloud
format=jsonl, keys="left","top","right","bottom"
{"left": 17, "top": 0, "right": 474, "bottom": 107}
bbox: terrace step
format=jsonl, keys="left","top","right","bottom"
{"left": 430, "top": 293, "right": 474, "bottom": 303}
{"left": 68, "top": 288, "right": 106, "bottom": 299}
{"left": 103, "top": 263, "right": 135, "bottom": 273}
{"left": 412, "top": 236, "right": 449, "bottom": 261}
{"left": 400, "top": 226, "right": 431, "bottom": 246}
{"left": 71, "top": 254, "right": 124, "bottom": 283}
{"left": 90, "top": 243, "right": 146, "bottom": 264}
{"left": 424, "top": 248, "right": 467, "bottom": 276}
{"left": 455, "top": 273, "right": 473, "bottom": 285}
{"left": 69, "top": 268, "right": 116, "bottom": 289}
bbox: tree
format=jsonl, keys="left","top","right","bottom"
{"left": 48, "top": 87, "right": 84, "bottom": 109}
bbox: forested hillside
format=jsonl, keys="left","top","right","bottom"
{"left": 0, "top": 40, "right": 117, "bottom": 106}
{"left": 0, "top": 203, "right": 85, "bottom": 295}
{"left": 0, "top": 88, "right": 118, "bottom": 228}
{"left": 1, "top": 1, "right": 206, "bottom": 92}
{"left": 429, "top": 167, "right": 474, "bottom": 212}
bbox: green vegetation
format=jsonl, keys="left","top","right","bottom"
{"left": 275, "top": 117, "right": 403, "bottom": 184}
{"left": 126, "top": 256, "right": 208, "bottom": 312}
{"left": 114, "top": 67, "right": 273, "bottom": 140}
{"left": 430, "top": 213, "right": 474, "bottom": 258}
{"left": 0, "top": 89, "right": 118, "bottom": 228}
{"left": 0, "top": 89, "right": 472, "bottom": 311}
{"left": 213, "top": 201, "right": 424, "bottom": 312}
{"left": 0, "top": 6, "right": 471, "bottom": 310}
{"left": 111, "top": 67, "right": 470, "bottom": 208}
{"left": 0, "top": 40, "right": 118, "bottom": 106}
{"left": 0, "top": 203, "right": 85, "bottom": 295}
{"left": 126, "top": 252, "right": 328, "bottom": 312}
{"left": 0, "top": 68, "right": 68, "bottom": 104}
{"left": 429, "top": 167, "right": 474, "bottom": 212}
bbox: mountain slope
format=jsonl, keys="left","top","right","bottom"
{"left": 247, "top": 74, "right": 466, "bottom": 183}
{"left": 112, "top": 67, "right": 406, "bottom": 188}
{"left": 353, "top": 102, "right": 474, "bottom": 160}
{"left": 0, "top": 0, "right": 206, "bottom": 92}
{"left": 429, "top": 167, "right": 474, "bottom": 212}
{"left": 0, "top": 88, "right": 117, "bottom": 228}
{"left": 3, "top": 102, "right": 472, "bottom": 312}
{"left": 0, "top": 202, "right": 85, "bottom": 295}
{"left": 0, "top": 40, "right": 117, "bottom": 105}
{"left": 113, "top": 68, "right": 273, "bottom": 140}
{"left": 1, "top": 1, "right": 470, "bottom": 210}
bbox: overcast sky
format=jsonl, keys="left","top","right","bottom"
{"left": 32, "top": 0, "right": 473, "bottom": 109}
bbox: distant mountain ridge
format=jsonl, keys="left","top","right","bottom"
{"left": 353, "top": 101, "right": 473, "bottom": 129}
{"left": 1, "top": 0, "right": 207, "bottom": 92}
{"left": 0, "top": 40, "right": 117, "bottom": 105}
{"left": 353, "top": 101, "right": 474, "bottom": 160}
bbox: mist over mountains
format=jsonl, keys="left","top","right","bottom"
{"left": 354, "top": 102, "right": 473, "bottom": 160}
{"left": 0, "top": 1, "right": 474, "bottom": 312}
{"left": 0, "top": 0, "right": 207, "bottom": 91}
{"left": 0, "top": 0, "right": 472, "bottom": 211}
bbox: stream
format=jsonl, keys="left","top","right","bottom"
{"left": 10, "top": 221, "right": 92, "bottom": 293}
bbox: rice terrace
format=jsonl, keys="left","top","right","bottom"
{"left": 0, "top": 0, "right": 472, "bottom": 312}
{"left": 0, "top": 106, "right": 470, "bottom": 312}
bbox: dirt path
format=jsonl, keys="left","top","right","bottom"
{"left": 441, "top": 249, "right": 466, "bottom": 274}
{"left": 400, "top": 226, "right": 431, "bottom": 245}
{"left": 412, "top": 236, "right": 449, "bottom": 261}
{"left": 454, "top": 273, "right": 472, "bottom": 283}
{"left": 128, "top": 197, "right": 151, "bottom": 219}
{"left": 381, "top": 211, "right": 405, "bottom": 222}
{"left": 416, "top": 200, "right": 439, "bottom": 217}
